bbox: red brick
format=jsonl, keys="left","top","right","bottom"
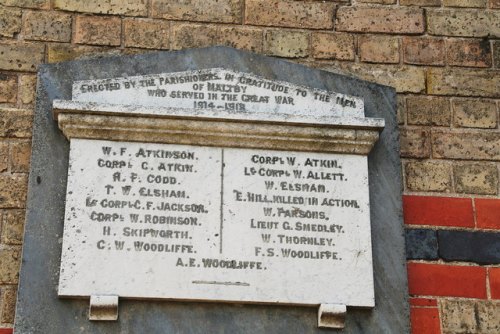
{"left": 408, "top": 262, "right": 487, "bottom": 298}
{"left": 489, "top": 267, "right": 500, "bottom": 299}
{"left": 403, "top": 195, "right": 474, "bottom": 228}
{"left": 475, "top": 198, "right": 500, "bottom": 229}
{"left": 410, "top": 298, "right": 438, "bottom": 307}
{"left": 0, "top": 329, "right": 13, "bottom": 334}
{"left": 410, "top": 307, "right": 441, "bottom": 334}
{"left": 403, "top": 37, "right": 445, "bottom": 66}
{"left": 447, "top": 39, "right": 492, "bottom": 67}
{"left": 336, "top": 7, "right": 424, "bottom": 34}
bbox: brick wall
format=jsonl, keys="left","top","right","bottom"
{"left": 0, "top": 0, "right": 498, "bottom": 333}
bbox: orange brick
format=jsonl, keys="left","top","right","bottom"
{"left": 54, "top": 0, "right": 147, "bottom": 16}
{"left": 153, "top": 0, "right": 242, "bottom": 24}
{"left": 264, "top": 30, "right": 308, "bottom": 58}
{"left": 427, "top": 9, "right": 500, "bottom": 37}
{"left": 446, "top": 39, "right": 492, "bottom": 67}
{"left": 245, "top": 0, "right": 334, "bottom": 29}
{"left": 403, "top": 37, "right": 445, "bottom": 66}
{"left": 452, "top": 98, "right": 497, "bottom": 128}
{"left": 0, "top": 108, "right": 33, "bottom": 138}
{"left": 336, "top": 7, "right": 424, "bottom": 34}
{"left": 1, "top": 0, "right": 48, "bottom": 8}
{"left": 311, "top": 32, "right": 354, "bottom": 60}
{"left": 24, "top": 10, "right": 72, "bottom": 42}
{"left": 406, "top": 96, "right": 450, "bottom": 126}
{"left": 218, "top": 26, "right": 263, "bottom": 53}
{"left": 400, "top": 0, "right": 440, "bottom": 5}
{"left": 0, "top": 174, "right": 28, "bottom": 208}
{"left": 170, "top": 23, "right": 217, "bottom": 50}
{"left": 405, "top": 161, "right": 453, "bottom": 192}
{"left": 358, "top": 0, "right": 396, "bottom": 3}
{"left": 74, "top": 16, "right": 121, "bottom": 46}
{"left": 428, "top": 68, "right": 500, "bottom": 97}
{"left": 443, "top": 0, "right": 487, "bottom": 7}
{"left": 359, "top": 35, "right": 399, "bottom": 64}
{"left": 492, "top": 0, "right": 500, "bottom": 8}
{"left": 400, "top": 128, "right": 430, "bottom": 158}
{"left": 124, "top": 19, "right": 169, "bottom": 50}
{"left": 11, "top": 141, "right": 31, "bottom": 173}
{"left": 0, "top": 43, "right": 44, "bottom": 72}
{"left": 0, "top": 74, "right": 17, "bottom": 103}
{"left": 0, "top": 5, "right": 22, "bottom": 38}
{"left": 0, "top": 142, "right": 7, "bottom": 172}
{"left": 432, "top": 130, "right": 500, "bottom": 160}
{"left": 408, "top": 262, "right": 487, "bottom": 298}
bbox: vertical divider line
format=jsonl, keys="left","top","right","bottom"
{"left": 219, "top": 148, "right": 225, "bottom": 254}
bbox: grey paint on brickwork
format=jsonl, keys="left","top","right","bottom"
{"left": 439, "top": 230, "right": 500, "bottom": 265}
{"left": 405, "top": 228, "right": 439, "bottom": 260}
{"left": 15, "top": 46, "right": 409, "bottom": 333}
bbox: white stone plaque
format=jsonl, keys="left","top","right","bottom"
{"left": 59, "top": 139, "right": 374, "bottom": 307}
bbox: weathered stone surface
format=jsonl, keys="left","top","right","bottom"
{"left": 0, "top": 0, "right": 48, "bottom": 8}
{"left": 152, "top": 0, "right": 241, "bottom": 23}
{"left": 403, "top": 37, "right": 445, "bottom": 66}
{"left": 2, "top": 209, "right": 25, "bottom": 245}
{"left": 0, "top": 174, "right": 28, "bottom": 208}
{"left": 47, "top": 44, "right": 114, "bottom": 63}
{"left": 245, "top": 0, "right": 333, "bottom": 29}
{"left": 443, "top": 0, "right": 487, "bottom": 7}
{"left": 358, "top": 0, "right": 395, "bottom": 3}
{"left": 171, "top": 23, "right": 218, "bottom": 50}
{"left": 446, "top": 38, "right": 492, "bottom": 67}
{"left": 0, "top": 43, "right": 44, "bottom": 72}
{"left": 405, "top": 228, "right": 438, "bottom": 260}
{"left": 492, "top": 0, "right": 500, "bottom": 8}
{"left": 428, "top": 68, "right": 500, "bottom": 97}
{"left": 453, "top": 98, "right": 497, "bottom": 128}
{"left": 406, "top": 96, "right": 450, "bottom": 126}
{"left": 359, "top": 36, "right": 399, "bottom": 64}
{"left": 123, "top": 18, "right": 169, "bottom": 49}
{"left": 324, "top": 63, "right": 425, "bottom": 93}
{"left": 18, "top": 74, "right": 36, "bottom": 105}
{"left": 0, "top": 73, "right": 17, "bottom": 103}
{"left": 0, "top": 108, "right": 33, "bottom": 138}
{"left": 439, "top": 230, "right": 500, "bottom": 264}
{"left": 336, "top": 7, "right": 424, "bottom": 34}
{"left": 427, "top": 9, "right": 500, "bottom": 37}
{"left": 0, "top": 248, "right": 21, "bottom": 283}
{"left": 0, "top": 5, "right": 21, "bottom": 37}
{"left": 311, "top": 32, "right": 354, "bottom": 60}
{"left": 11, "top": 140, "right": 31, "bottom": 173}
{"left": 432, "top": 131, "right": 500, "bottom": 160}
{"left": 24, "top": 10, "right": 71, "bottom": 42}
{"left": 400, "top": 128, "right": 430, "bottom": 158}
{"left": 54, "top": 0, "right": 147, "bottom": 16}
{"left": 264, "top": 30, "right": 308, "bottom": 58}
{"left": 218, "top": 26, "right": 262, "bottom": 53}
{"left": 74, "top": 15, "right": 121, "bottom": 46}
{"left": 454, "top": 163, "right": 498, "bottom": 195}
{"left": 0, "top": 142, "right": 7, "bottom": 172}
{"left": 477, "top": 301, "right": 500, "bottom": 333}
{"left": 1, "top": 286, "right": 17, "bottom": 323}
{"left": 405, "top": 161, "right": 452, "bottom": 192}
{"left": 441, "top": 299, "right": 478, "bottom": 333}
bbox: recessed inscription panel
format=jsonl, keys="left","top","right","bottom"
{"left": 59, "top": 139, "right": 374, "bottom": 307}
{"left": 71, "top": 69, "right": 364, "bottom": 118}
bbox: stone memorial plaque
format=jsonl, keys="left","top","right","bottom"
{"left": 60, "top": 139, "right": 373, "bottom": 306}
{"left": 16, "top": 47, "right": 409, "bottom": 333}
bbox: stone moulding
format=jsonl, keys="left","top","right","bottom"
{"left": 53, "top": 100, "right": 385, "bottom": 155}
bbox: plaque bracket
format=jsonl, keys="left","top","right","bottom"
{"left": 89, "top": 295, "right": 119, "bottom": 321}
{"left": 317, "top": 304, "right": 346, "bottom": 329}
